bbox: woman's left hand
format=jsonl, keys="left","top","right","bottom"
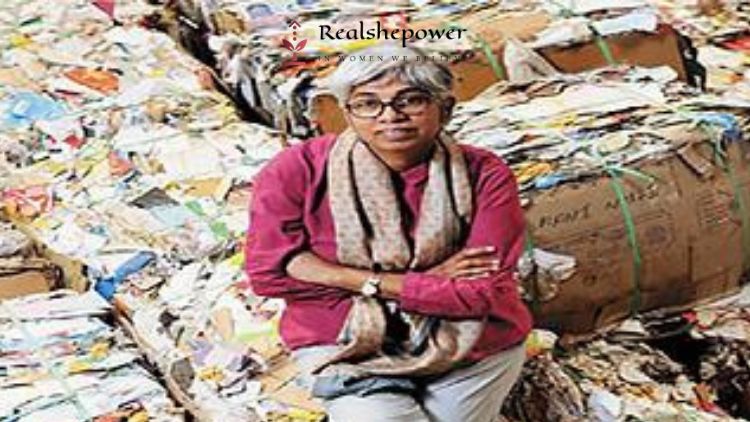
{"left": 426, "top": 246, "right": 500, "bottom": 280}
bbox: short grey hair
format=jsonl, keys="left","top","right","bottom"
{"left": 324, "top": 43, "right": 454, "bottom": 105}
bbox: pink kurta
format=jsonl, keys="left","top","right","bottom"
{"left": 245, "top": 134, "right": 532, "bottom": 361}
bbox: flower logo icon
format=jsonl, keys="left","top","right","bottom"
{"left": 283, "top": 20, "right": 307, "bottom": 59}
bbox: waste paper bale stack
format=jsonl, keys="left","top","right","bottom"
{"left": 0, "top": 0, "right": 313, "bottom": 419}
{"left": 447, "top": 65, "right": 750, "bottom": 333}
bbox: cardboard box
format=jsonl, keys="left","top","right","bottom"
{"left": 0, "top": 258, "right": 62, "bottom": 300}
{"left": 258, "top": 354, "right": 325, "bottom": 413}
{"left": 525, "top": 138, "right": 750, "bottom": 333}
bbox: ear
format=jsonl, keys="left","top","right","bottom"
{"left": 343, "top": 108, "right": 355, "bottom": 129}
{"left": 342, "top": 110, "right": 362, "bottom": 138}
{"left": 441, "top": 96, "right": 456, "bottom": 122}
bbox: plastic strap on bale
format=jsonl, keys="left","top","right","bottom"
{"left": 588, "top": 141, "right": 652, "bottom": 316}
{"left": 701, "top": 122, "right": 750, "bottom": 268}
{"left": 547, "top": 0, "right": 617, "bottom": 66}
{"left": 443, "top": 22, "right": 506, "bottom": 80}
{"left": 588, "top": 24, "right": 617, "bottom": 66}
{"left": 604, "top": 168, "right": 644, "bottom": 315}
{"left": 583, "top": 138, "right": 653, "bottom": 316}
{"left": 610, "top": 82, "right": 750, "bottom": 299}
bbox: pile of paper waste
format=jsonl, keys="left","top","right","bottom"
{"left": 0, "top": 0, "right": 316, "bottom": 419}
{"left": 0, "top": 290, "right": 184, "bottom": 421}
{"left": 504, "top": 285, "right": 750, "bottom": 421}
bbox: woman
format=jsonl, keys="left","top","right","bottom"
{"left": 246, "top": 43, "right": 532, "bottom": 422}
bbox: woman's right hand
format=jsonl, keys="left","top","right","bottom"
{"left": 426, "top": 246, "right": 500, "bottom": 280}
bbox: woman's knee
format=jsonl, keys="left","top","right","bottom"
{"left": 325, "top": 392, "right": 429, "bottom": 422}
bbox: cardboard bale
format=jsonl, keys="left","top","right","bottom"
{"left": 538, "top": 24, "right": 687, "bottom": 82}
{"left": 0, "top": 224, "right": 62, "bottom": 300}
{"left": 0, "top": 258, "right": 63, "bottom": 300}
{"left": 5, "top": 224, "right": 89, "bottom": 292}
{"left": 526, "top": 140, "right": 750, "bottom": 333}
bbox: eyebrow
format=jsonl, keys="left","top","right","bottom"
{"left": 349, "top": 87, "right": 427, "bottom": 100}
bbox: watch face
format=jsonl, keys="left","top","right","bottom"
{"left": 362, "top": 283, "right": 377, "bottom": 297}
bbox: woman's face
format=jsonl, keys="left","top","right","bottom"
{"left": 344, "top": 74, "right": 451, "bottom": 160}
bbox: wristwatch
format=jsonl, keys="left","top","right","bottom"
{"left": 360, "top": 275, "right": 382, "bottom": 297}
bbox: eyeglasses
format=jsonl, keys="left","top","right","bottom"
{"left": 345, "top": 90, "right": 434, "bottom": 119}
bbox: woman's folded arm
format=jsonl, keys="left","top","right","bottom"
{"left": 399, "top": 156, "right": 526, "bottom": 319}
{"left": 245, "top": 150, "right": 350, "bottom": 301}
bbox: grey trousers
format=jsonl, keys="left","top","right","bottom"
{"left": 292, "top": 344, "right": 526, "bottom": 422}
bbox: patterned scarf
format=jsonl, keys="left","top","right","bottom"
{"left": 313, "top": 129, "right": 485, "bottom": 378}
